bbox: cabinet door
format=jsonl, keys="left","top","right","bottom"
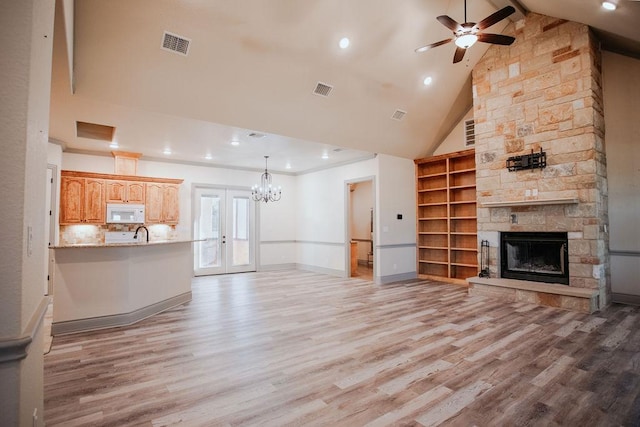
{"left": 106, "top": 180, "right": 126, "bottom": 203}
{"left": 162, "top": 184, "right": 180, "bottom": 224}
{"left": 127, "top": 182, "right": 146, "bottom": 204}
{"left": 60, "top": 177, "right": 84, "bottom": 224}
{"left": 84, "top": 179, "right": 106, "bottom": 223}
{"left": 145, "top": 183, "right": 163, "bottom": 223}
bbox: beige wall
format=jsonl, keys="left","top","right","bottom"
{"left": 602, "top": 51, "right": 640, "bottom": 300}
{"left": 0, "top": 0, "right": 55, "bottom": 425}
{"left": 433, "top": 109, "right": 474, "bottom": 156}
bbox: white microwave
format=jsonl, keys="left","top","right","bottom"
{"left": 106, "top": 204, "right": 145, "bottom": 224}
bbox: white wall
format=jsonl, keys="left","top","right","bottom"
{"left": 1, "top": 0, "right": 55, "bottom": 425}
{"left": 375, "top": 154, "right": 417, "bottom": 282}
{"left": 602, "top": 51, "right": 640, "bottom": 300}
{"left": 432, "top": 108, "right": 474, "bottom": 156}
{"left": 296, "top": 158, "right": 378, "bottom": 274}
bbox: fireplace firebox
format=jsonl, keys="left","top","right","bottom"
{"left": 500, "top": 232, "right": 569, "bottom": 285}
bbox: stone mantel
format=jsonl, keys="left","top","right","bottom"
{"left": 481, "top": 198, "right": 580, "bottom": 208}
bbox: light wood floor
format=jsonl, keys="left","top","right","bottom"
{"left": 44, "top": 270, "right": 640, "bottom": 426}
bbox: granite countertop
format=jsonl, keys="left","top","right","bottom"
{"left": 51, "top": 239, "right": 205, "bottom": 249}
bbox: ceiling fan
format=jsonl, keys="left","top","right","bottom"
{"left": 415, "top": 0, "right": 516, "bottom": 63}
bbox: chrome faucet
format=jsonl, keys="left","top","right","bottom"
{"left": 134, "top": 225, "right": 149, "bottom": 243}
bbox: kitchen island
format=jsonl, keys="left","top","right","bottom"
{"left": 50, "top": 240, "right": 195, "bottom": 335}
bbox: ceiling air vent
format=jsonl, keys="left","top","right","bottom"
{"left": 248, "top": 132, "right": 266, "bottom": 139}
{"left": 161, "top": 31, "right": 191, "bottom": 56}
{"left": 313, "top": 82, "right": 333, "bottom": 97}
{"left": 391, "top": 109, "right": 407, "bottom": 121}
{"left": 464, "top": 119, "right": 476, "bottom": 146}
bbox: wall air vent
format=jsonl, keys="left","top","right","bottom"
{"left": 464, "top": 119, "right": 476, "bottom": 146}
{"left": 391, "top": 109, "right": 407, "bottom": 121}
{"left": 76, "top": 121, "right": 115, "bottom": 141}
{"left": 161, "top": 31, "right": 191, "bottom": 56}
{"left": 313, "top": 82, "right": 333, "bottom": 97}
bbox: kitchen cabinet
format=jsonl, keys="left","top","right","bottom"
{"left": 106, "top": 180, "right": 145, "bottom": 204}
{"left": 60, "top": 170, "right": 182, "bottom": 226}
{"left": 145, "top": 183, "right": 180, "bottom": 224}
{"left": 60, "top": 176, "right": 106, "bottom": 224}
{"left": 415, "top": 149, "right": 477, "bottom": 284}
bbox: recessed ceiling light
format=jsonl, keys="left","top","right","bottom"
{"left": 322, "top": 153, "right": 329, "bottom": 160}
{"left": 339, "top": 37, "right": 350, "bottom": 49}
{"left": 285, "top": 163, "right": 292, "bottom": 170}
{"left": 163, "top": 148, "right": 172, "bottom": 155}
{"left": 109, "top": 141, "right": 119, "bottom": 149}
{"left": 230, "top": 140, "right": 240, "bottom": 146}
{"left": 602, "top": 1, "right": 616, "bottom": 10}
{"left": 423, "top": 76, "right": 433, "bottom": 86}
{"left": 205, "top": 154, "right": 212, "bottom": 160}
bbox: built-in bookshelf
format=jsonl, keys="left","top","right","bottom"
{"left": 415, "top": 149, "right": 477, "bottom": 284}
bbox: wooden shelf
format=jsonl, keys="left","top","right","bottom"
{"left": 415, "top": 149, "right": 478, "bottom": 283}
{"left": 418, "top": 187, "right": 448, "bottom": 192}
{"left": 419, "top": 260, "right": 449, "bottom": 266}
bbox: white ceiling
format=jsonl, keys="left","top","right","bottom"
{"left": 48, "top": 0, "right": 640, "bottom": 173}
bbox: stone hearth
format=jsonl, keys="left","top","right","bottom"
{"left": 468, "top": 13, "right": 609, "bottom": 313}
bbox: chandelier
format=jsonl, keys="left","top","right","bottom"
{"left": 251, "top": 156, "right": 282, "bottom": 203}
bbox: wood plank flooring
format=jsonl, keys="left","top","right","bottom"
{"left": 44, "top": 270, "right": 640, "bottom": 426}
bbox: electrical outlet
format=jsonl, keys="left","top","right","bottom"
{"left": 525, "top": 189, "right": 531, "bottom": 197}
{"left": 393, "top": 263, "right": 397, "bottom": 270}
{"left": 532, "top": 188, "right": 538, "bottom": 196}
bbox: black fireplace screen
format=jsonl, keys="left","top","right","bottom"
{"left": 500, "top": 232, "right": 569, "bottom": 285}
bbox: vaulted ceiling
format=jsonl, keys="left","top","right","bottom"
{"left": 48, "top": 0, "right": 640, "bottom": 173}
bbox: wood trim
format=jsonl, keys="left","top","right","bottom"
{"left": 0, "top": 296, "right": 49, "bottom": 363}
{"left": 414, "top": 148, "right": 475, "bottom": 165}
{"left": 111, "top": 151, "right": 142, "bottom": 159}
{"left": 62, "top": 170, "right": 183, "bottom": 184}
{"left": 52, "top": 292, "right": 192, "bottom": 335}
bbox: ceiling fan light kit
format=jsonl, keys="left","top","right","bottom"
{"left": 415, "top": 0, "right": 516, "bottom": 63}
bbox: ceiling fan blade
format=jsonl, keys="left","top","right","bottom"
{"left": 453, "top": 46, "right": 466, "bottom": 63}
{"left": 415, "top": 38, "right": 453, "bottom": 53}
{"left": 475, "top": 6, "right": 515, "bottom": 30}
{"left": 437, "top": 15, "right": 463, "bottom": 32}
{"left": 477, "top": 33, "right": 516, "bottom": 46}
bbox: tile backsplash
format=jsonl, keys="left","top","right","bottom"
{"left": 60, "top": 224, "right": 177, "bottom": 246}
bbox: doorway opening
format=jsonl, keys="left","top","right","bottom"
{"left": 193, "top": 186, "right": 256, "bottom": 276}
{"left": 346, "top": 178, "right": 375, "bottom": 280}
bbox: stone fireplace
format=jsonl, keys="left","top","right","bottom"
{"left": 467, "top": 13, "right": 609, "bottom": 313}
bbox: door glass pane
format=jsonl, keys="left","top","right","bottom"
{"left": 232, "top": 197, "right": 250, "bottom": 266}
{"left": 198, "top": 195, "right": 221, "bottom": 269}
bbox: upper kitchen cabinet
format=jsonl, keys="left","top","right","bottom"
{"left": 145, "top": 183, "right": 180, "bottom": 224}
{"left": 60, "top": 175, "right": 106, "bottom": 224}
{"left": 106, "top": 180, "right": 145, "bottom": 204}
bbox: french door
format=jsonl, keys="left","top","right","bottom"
{"left": 194, "top": 187, "right": 256, "bottom": 276}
